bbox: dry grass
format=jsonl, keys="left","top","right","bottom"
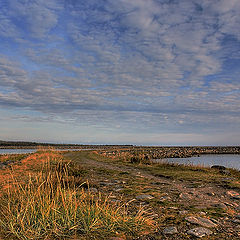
{"left": 0, "top": 151, "right": 155, "bottom": 239}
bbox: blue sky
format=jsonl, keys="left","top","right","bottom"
{"left": 0, "top": 0, "right": 240, "bottom": 145}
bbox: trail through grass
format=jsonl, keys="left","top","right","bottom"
{"left": 0, "top": 151, "right": 155, "bottom": 239}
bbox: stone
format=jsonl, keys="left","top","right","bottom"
{"left": 206, "top": 192, "right": 215, "bottom": 196}
{"left": 232, "top": 219, "right": 240, "bottom": 224}
{"left": 226, "top": 191, "right": 240, "bottom": 199}
{"left": 179, "top": 210, "right": 188, "bottom": 215}
{"left": 220, "top": 170, "right": 231, "bottom": 175}
{"left": 136, "top": 194, "right": 154, "bottom": 200}
{"left": 114, "top": 188, "right": 124, "bottom": 192}
{"left": 88, "top": 188, "right": 98, "bottom": 193}
{"left": 159, "top": 196, "right": 171, "bottom": 201}
{"left": 187, "top": 227, "right": 213, "bottom": 238}
{"left": 110, "top": 237, "right": 125, "bottom": 240}
{"left": 211, "top": 203, "right": 228, "bottom": 209}
{"left": 163, "top": 226, "right": 178, "bottom": 234}
{"left": 100, "top": 182, "right": 115, "bottom": 186}
{"left": 199, "top": 212, "right": 206, "bottom": 216}
{"left": 185, "top": 216, "right": 217, "bottom": 228}
{"left": 179, "top": 193, "right": 192, "bottom": 199}
{"left": 211, "top": 165, "right": 226, "bottom": 170}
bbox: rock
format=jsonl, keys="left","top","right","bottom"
{"left": 206, "top": 192, "right": 215, "bottom": 196}
{"left": 114, "top": 188, "right": 124, "bottom": 192}
{"left": 88, "top": 188, "right": 98, "bottom": 193}
{"left": 232, "top": 219, "right": 240, "bottom": 224}
{"left": 224, "top": 202, "right": 235, "bottom": 207}
{"left": 163, "top": 226, "right": 178, "bottom": 234}
{"left": 185, "top": 216, "right": 217, "bottom": 228}
{"left": 136, "top": 194, "right": 154, "bottom": 200}
{"left": 100, "top": 182, "right": 115, "bottom": 186}
{"left": 226, "top": 191, "right": 240, "bottom": 199}
{"left": 211, "top": 203, "right": 228, "bottom": 209}
{"left": 187, "top": 227, "right": 213, "bottom": 238}
{"left": 211, "top": 165, "right": 226, "bottom": 170}
{"left": 220, "top": 169, "right": 231, "bottom": 175}
{"left": 179, "top": 193, "right": 192, "bottom": 199}
{"left": 110, "top": 237, "right": 125, "bottom": 240}
{"left": 159, "top": 196, "right": 171, "bottom": 201}
{"left": 179, "top": 210, "right": 188, "bottom": 215}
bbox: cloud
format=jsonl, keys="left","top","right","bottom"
{"left": 0, "top": 0, "right": 240, "bottom": 144}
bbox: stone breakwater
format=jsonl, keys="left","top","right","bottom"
{"left": 97, "top": 146, "right": 240, "bottom": 163}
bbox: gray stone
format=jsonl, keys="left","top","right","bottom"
{"left": 110, "top": 238, "right": 125, "bottom": 240}
{"left": 114, "top": 188, "right": 124, "bottom": 192}
{"left": 163, "top": 226, "right": 178, "bottom": 234}
{"left": 100, "top": 182, "right": 115, "bottom": 186}
{"left": 136, "top": 194, "right": 154, "bottom": 200}
{"left": 185, "top": 216, "right": 217, "bottom": 228}
{"left": 159, "top": 196, "right": 171, "bottom": 201}
{"left": 88, "top": 188, "right": 98, "bottom": 193}
{"left": 179, "top": 210, "right": 188, "bottom": 215}
{"left": 226, "top": 190, "right": 240, "bottom": 199}
{"left": 232, "top": 219, "right": 240, "bottom": 224}
{"left": 179, "top": 193, "right": 192, "bottom": 199}
{"left": 211, "top": 203, "right": 228, "bottom": 209}
{"left": 187, "top": 227, "right": 213, "bottom": 238}
{"left": 211, "top": 165, "right": 226, "bottom": 170}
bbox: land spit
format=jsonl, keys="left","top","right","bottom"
{"left": 1, "top": 149, "right": 240, "bottom": 239}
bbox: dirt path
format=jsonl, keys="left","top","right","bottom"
{"left": 64, "top": 151, "right": 240, "bottom": 239}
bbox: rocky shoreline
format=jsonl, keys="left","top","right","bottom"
{"left": 97, "top": 146, "right": 240, "bottom": 163}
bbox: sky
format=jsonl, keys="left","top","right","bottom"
{"left": 0, "top": 0, "right": 240, "bottom": 146}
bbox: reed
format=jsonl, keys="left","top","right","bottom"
{"left": 0, "top": 152, "right": 155, "bottom": 239}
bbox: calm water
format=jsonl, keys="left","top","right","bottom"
{"left": 0, "top": 149, "right": 37, "bottom": 154}
{"left": 157, "top": 154, "right": 240, "bottom": 170}
{"left": 0, "top": 148, "right": 91, "bottom": 155}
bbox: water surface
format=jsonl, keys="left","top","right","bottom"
{"left": 0, "top": 148, "right": 93, "bottom": 155}
{"left": 0, "top": 149, "right": 37, "bottom": 155}
{"left": 157, "top": 154, "right": 240, "bottom": 170}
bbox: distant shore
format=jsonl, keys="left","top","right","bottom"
{"left": 0, "top": 142, "right": 240, "bottom": 159}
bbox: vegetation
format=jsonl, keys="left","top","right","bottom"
{"left": 1, "top": 148, "right": 240, "bottom": 239}
{"left": 0, "top": 151, "right": 155, "bottom": 240}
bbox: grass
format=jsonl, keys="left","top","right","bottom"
{"left": 0, "top": 154, "right": 28, "bottom": 163}
{"left": 0, "top": 151, "right": 155, "bottom": 240}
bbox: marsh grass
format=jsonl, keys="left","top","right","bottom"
{"left": 0, "top": 152, "right": 155, "bottom": 239}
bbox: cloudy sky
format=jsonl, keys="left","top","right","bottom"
{"left": 0, "top": 0, "right": 240, "bottom": 145}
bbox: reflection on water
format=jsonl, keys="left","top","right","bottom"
{"left": 157, "top": 154, "right": 240, "bottom": 170}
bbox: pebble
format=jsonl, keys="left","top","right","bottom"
{"left": 100, "top": 182, "right": 115, "bottom": 186}
{"left": 88, "top": 188, "right": 98, "bottom": 193}
{"left": 110, "top": 237, "right": 125, "bottom": 240}
{"left": 159, "top": 196, "right": 171, "bottom": 201}
{"left": 187, "top": 227, "right": 213, "bottom": 238}
{"left": 211, "top": 203, "right": 228, "bottom": 209}
{"left": 114, "top": 188, "right": 124, "bottom": 192}
{"left": 179, "top": 193, "right": 192, "bottom": 199}
{"left": 179, "top": 210, "right": 188, "bottom": 215}
{"left": 185, "top": 216, "right": 217, "bottom": 228}
{"left": 163, "top": 226, "right": 178, "bottom": 234}
{"left": 227, "top": 191, "right": 240, "bottom": 199}
{"left": 136, "top": 194, "right": 154, "bottom": 200}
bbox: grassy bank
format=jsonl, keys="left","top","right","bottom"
{"left": 0, "top": 151, "right": 155, "bottom": 240}
{"left": 1, "top": 150, "right": 240, "bottom": 239}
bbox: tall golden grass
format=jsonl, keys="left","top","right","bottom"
{"left": 0, "top": 151, "right": 155, "bottom": 239}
